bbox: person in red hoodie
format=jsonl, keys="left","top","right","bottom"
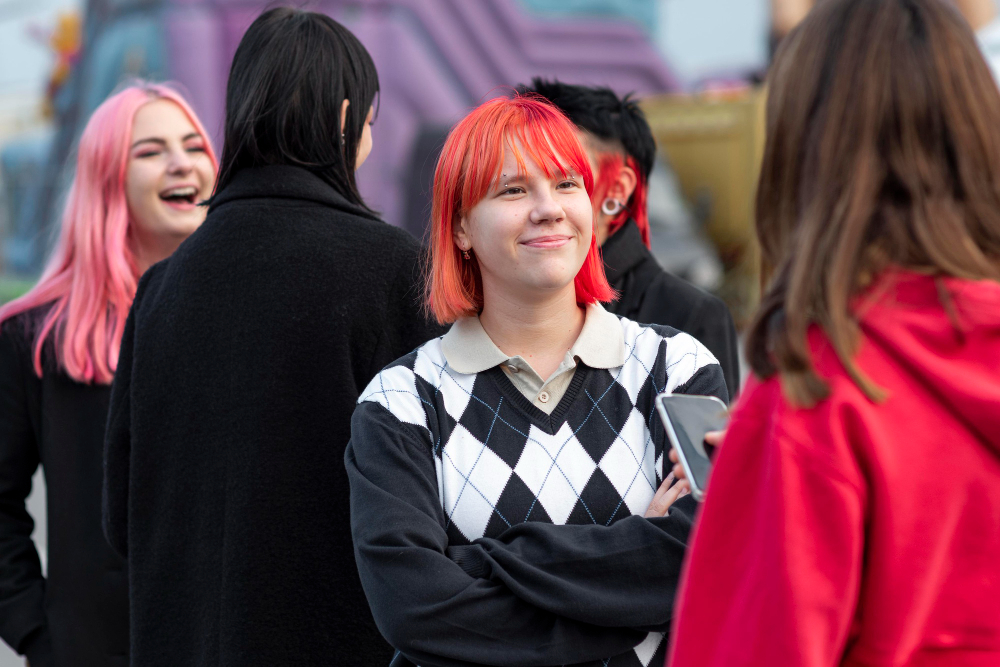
{"left": 667, "top": 1, "right": 1000, "bottom": 666}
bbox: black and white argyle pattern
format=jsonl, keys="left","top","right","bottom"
{"left": 360, "top": 317, "right": 720, "bottom": 667}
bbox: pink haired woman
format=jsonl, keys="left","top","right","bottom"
{"left": 0, "top": 84, "right": 217, "bottom": 667}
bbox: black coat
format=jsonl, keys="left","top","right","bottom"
{"left": 102, "top": 166, "right": 447, "bottom": 667}
{"left": 0, "top": 312, "right": 129, "bottom": 667}
{"left": 602, "top": 220, "right": 741, "bottom": 399}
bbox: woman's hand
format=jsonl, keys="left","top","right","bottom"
{"left": 668, "top": 430, "right": 726, "bottom": 482}
{"left": 644, "top": 477, "right": 690, "bottom": 518}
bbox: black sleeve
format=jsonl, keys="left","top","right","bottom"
{"left": 673, "top": 362, "right": 729, "bottom": 406}
{"left": 346, "top": 401, "right": 647, "bottom": 667}
{"left": 445, "top": 508, "right": 692, "bottom": 633}
{"left": 0, "top": 322, "right": 50, "bottom": 661}
{"left": 102, "top": 264, "right": 159, "bottom": 558}
{"left": 686, "top": 298, "right": 740, "bottom": 402}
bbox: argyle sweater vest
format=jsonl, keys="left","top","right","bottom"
{"left": 356, "top": 317, "right": 727, "bottom": 667}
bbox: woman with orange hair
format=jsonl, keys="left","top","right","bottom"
{"left": 346, "top": 94, "right": 727, "bottom": 667}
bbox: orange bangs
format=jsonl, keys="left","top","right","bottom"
{"left": 426, "top": 93, "right": 615, "bottom": 324}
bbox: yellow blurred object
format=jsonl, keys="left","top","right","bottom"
{"left": 641, "top": 88, "right": 767, "bottom": 327}
{"left": 44, "top": 12, "right": 83, "bottom": 118}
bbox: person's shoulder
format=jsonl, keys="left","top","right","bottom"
{"left": 324, "top": 212, "right": 425, "bottom": 273}
{"left": 618, "top": 316, "right": 719, "bottom": 364}
{"left": 0, "top": 304, "right": 54, "bottom": 348}
{"left": 129, "top": 258, "right": 171, "bottom": 312}
{"left": 649, "top": 268, "right": 730, "bottom": 317}
{"left": 357, "top": 335, "right": 451, "bottom": 427}
{"left": 0, "top": 304, "right": 58, "bottom": 379}
{"left": 617, "top": 316, "right": 722, "bottom": 391}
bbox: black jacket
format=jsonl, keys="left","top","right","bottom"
{"left": 602, "top": 220, "right": 741, "bottom": 399}
{"left": 102, "top": 166, "right": 447, "bottom": 667}
{"left": 0, "top": 312, "right": 128, "bottom": 667}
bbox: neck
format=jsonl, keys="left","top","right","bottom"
{"left": 478, "top": 284, "right": 585, "bottom": 381}
{"left": 133, "top": 234, "right": 184, "bottom": 276}
{"left": 955, "top": 0, "right": 997, "bottom": 30}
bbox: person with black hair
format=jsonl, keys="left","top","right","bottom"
{"left": 519, "top": 79, "right": 741, "bottom": 398}
{"left": 102, "top": 8, "right": 444, "bottom": 666}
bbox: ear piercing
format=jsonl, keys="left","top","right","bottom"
{"left": 463, "top": 249, "right": 471, "bottom": 260}
{"left": 601, "top": 198, "right": 624, "bottom": 216}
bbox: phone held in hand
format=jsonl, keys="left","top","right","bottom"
{"left": 654, "top": 394, "right": 729, "bottom": 502}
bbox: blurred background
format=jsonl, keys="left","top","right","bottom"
{"left": 0, "top": 0, "right": 997, "bottom": 663}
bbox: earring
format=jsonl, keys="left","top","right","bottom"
{"left": 601, "top": 198, "right": 623, "bottom": 216}
{"left": 341, "top": 132, "right": 346, "bottom": 144}
{"left": 463, "top": 249, "right": 471, "bottom": 260}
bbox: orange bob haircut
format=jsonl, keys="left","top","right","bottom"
{"left": 427, "top": 94, "right": 615, "bottom": 324}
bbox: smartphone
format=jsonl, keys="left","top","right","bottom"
{"left": 654, "top": 394, "right": 729, "bottom": 501}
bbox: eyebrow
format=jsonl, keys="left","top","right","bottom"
{"left": 131, "top": 132, "right": 202, "bottom": 149}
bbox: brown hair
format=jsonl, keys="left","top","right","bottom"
{"left": 748, "top": 0, "right": 1000, "bottom": 406}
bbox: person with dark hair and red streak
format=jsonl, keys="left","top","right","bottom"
{"left": 668, "top": 1, "right": 1000, "bottom": 665}
{"left": 519, "top": 79, "right": 740, "bottom": 399}
{"left": 346, "top": 94, "right": 727, "bottom": 667}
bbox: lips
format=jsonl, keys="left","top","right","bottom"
{"left": 159, "top": 185, "right": 200, "bottom": 210}
{"left": 521, "top": 235, "right": 572, "bottom": 249}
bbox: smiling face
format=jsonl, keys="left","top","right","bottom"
{"left": 125, "top": 99, "right": 215, "bottom": 266}
{"left": 454, "top": 139, "right": 594, "bottom": 304}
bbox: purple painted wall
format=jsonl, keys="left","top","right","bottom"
{"left": 164, "top": 0, "right": 677, "bottom": 229}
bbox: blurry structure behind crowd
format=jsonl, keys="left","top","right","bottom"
{"left": 1, "top": 0, "right": 676, "bottom": 277}
{"left": 771, "top": 0, "right": 1000, "bottom": 81}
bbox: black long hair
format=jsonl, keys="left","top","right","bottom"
{"left": 212, "top": 7, "right": 379, "bottom": 210}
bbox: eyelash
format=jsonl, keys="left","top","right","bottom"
{"left": 136, "top": 146, "right": 205, "bottom": 159}
{"left": 499, "top": 179, "right": 578, "bottom": 196}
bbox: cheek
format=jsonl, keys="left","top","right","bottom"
{"left": 125, "top": 164, "right": 157, "bottom": 216}
{"left": 567, "top": 196, "right": 595, "bottom": 238}
{"left": 361, "top": 125, "right": 373, "bottom": 152}
{"left": 196, "top": 157, "right": 216, "bottom": 188}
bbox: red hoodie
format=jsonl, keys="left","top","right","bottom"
{"left": 668, "top": 271, "right": 1000, "bottom": 667}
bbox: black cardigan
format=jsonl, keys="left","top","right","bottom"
{"left": 602, "top": 220, "right": 741, "bottom": 399}
{"left": 102, "top": 166, "right": 447, "bottom": 667}
{"left": 0, "top": 312, "right": 128, "bottom": 667}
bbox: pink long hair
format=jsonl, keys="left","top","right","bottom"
{"left": 0, "top": 83, "right": 218, "bottom": 384}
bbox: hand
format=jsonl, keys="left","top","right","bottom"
{"left": 668, "top": 429, "right": 726, "bottom": 482}
{"left": 644, "top": 477, "right": 690, "bottom": 518}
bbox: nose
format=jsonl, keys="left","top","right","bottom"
{"left": 528, "top": 188, "right": 564, "bottom": 225}
{"left": 166, "top": 146, "right": 194, "bottom": 175}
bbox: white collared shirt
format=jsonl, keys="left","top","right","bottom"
{"left": 440, "top": 302, "right": 625, "bottom": 414}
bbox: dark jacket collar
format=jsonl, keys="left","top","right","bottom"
{"left": 208, "top": 165, "right": 382, "bottom": 222}
{"left": 601, "top": 219, "right": 651, "bottom": 283}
